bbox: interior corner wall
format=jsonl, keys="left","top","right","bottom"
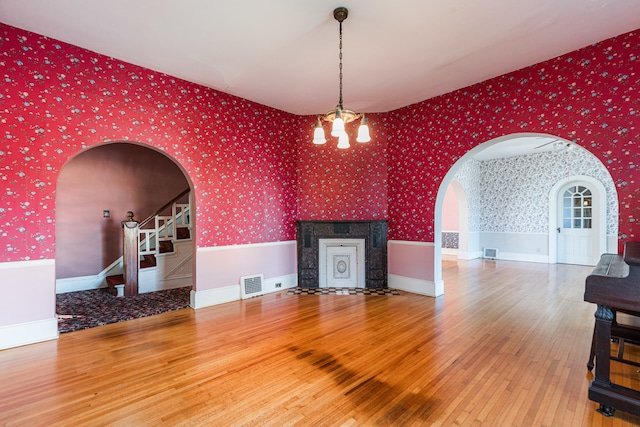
{"left": 2, "top": 21, "right": 640, "bottom": 346}
{"left": 0, "top": 23, "right": 300, "bottom": 347}
{"left": 386, "top": 29, "right": 640, "bottom": 256}
{"left": 294, "top": 114, "right": 389, "bottom": 221}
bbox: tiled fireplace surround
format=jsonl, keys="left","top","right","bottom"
{"left": 296, "top": 221, "right": 388, "bottom": 289}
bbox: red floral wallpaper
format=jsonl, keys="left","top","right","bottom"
{"left": 0, "top": 24, "right": 298, "bottom": 261}
{"left": 295, "top": 117, "right": 389, "bottom": 220}
{"left": 387, "top": 31, "right": 640, "bottom": 250}
{"left": 2, "top": 22, "right": 640, "bottom": 262}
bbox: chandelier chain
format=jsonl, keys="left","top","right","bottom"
{"left": 338, "top": 19, "right": 343, "bottom": 109}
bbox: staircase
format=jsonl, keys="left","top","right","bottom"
{"left": 106, "top": 191, "right": 192, "bottom": 296}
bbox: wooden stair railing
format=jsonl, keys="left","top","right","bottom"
{"left": 114, "top": 188, "right": 191, "bottom": 296}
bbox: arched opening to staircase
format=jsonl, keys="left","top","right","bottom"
{"left": 55, "top": 141, "right": 195, "bottom": 332}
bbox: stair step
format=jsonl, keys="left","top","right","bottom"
{"left": 159, "top": 240, "right": 174, "bottom": 253}
{"left": 106, "top": 274, "right": 124, "bottom": 296}
{"left": 140, "top": 254, "right": 156, "bottom": 268}
{"left": 176, "top": 228, "right": 190, "bottom": 240}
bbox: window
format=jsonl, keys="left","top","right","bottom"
{"left": 562, "top": 186, "right": 592, "bottom": 229}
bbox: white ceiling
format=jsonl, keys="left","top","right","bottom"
{"left": 1, "top": 0, "right": 639, "bottom": 159}
{"left": 470, "top": 135, "right": 570, "bottom": 161}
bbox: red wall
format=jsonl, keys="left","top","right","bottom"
{"left": 2, "top": 23, "right": 640, "bottom": 263}
{"left": 295, "top": 116, "right": 389, "bottom": 220}
{"left": 386, "top": 31, "right": 640, "bottom": 250}
{"left": 0, "top": 23, "right": 298, "bottom": 262}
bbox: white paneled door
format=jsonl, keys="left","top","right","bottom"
{"left": 557, "top": 183, "right": 598, "bottom": 265}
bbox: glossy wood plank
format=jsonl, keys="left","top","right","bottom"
{"left": 2, "top": 258, "right": 640, "bottom": 425}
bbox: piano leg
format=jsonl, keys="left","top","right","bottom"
{"left": 593, "top": 305, "right": 614, "bottom": 383}
{"left": 589, "top": 305, "right": 620, "bottom": 416}
{"left": 598, "top": 403, "right": 615, "bottom": 417}
{"left": 588, "top": 321, "right": 596, "bottom": 371}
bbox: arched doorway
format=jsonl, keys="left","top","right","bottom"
{"left": 434, "top": 133, "right": 618, "bottom": 292}
{"left": 55, "top": 142, "right": 196, "bottom": 330}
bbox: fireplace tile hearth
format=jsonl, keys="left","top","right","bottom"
{"left": 286, "top": 287, "right": 400, "bottom": 296}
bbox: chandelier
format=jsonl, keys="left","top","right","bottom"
{"left": 313, "top": 7, "right": 371, "bottom": 149}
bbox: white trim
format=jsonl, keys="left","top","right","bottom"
{"left": 190, "top": 285, "right": 239, "bottom": 309}
{"left": 494, "top": 252, "right": 549, "bottom": 263}
{"left": 457, "top": 250, "right": 483, "bottom": 260}
{"left": 56, "top": 275, "right": 106, "bottom": 293}
{"left": 0, "top": 259, "right": 55, "bottom": 269}
{"left": 262, "top": 273, "right": 297, "bottom": 293}
{"left": 56, "top": 256, "right": 122, "bottom": 293}
{"left": 548, "top": 175, "right": 607, "bottom": 264}
{"left": 189, "top": 273, "right": 298, "bottom": 309}
{"left": 198, "top": 240, "right": 296, "bottom": 252}
{"left": 442, "top": 248, "right": 458, "bottom": 256}
{"left": 389, "top": 274, "right": 443, "bottom": 297}
{"left": 0, "top": 317, "right": 58, "bottom": 350}
{"left": 388, "top": 240, "right": 434, "bottom": 247}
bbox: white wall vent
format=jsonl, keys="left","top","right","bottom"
{"left": 240, "top": 274, "right": 264, "bottom": 299}
{"left": 483, "top": 248, "right": 498, "bottom": 259}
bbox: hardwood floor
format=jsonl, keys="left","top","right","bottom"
{"left": 2, "top": 258, "right": 640, "bottom": 426}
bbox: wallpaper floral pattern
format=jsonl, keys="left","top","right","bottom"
{"left": 452, "top": 159, "right": 483, "bottom": 233}
{"left": 387, "top": 30, "right": 640, "bottom": 251}
{"left": 0, "top": 24, "right": 298, "bottom": 261}
{"left": 452, "top": 148, "right": 618, "bottom": 235}
{"left": 1, "top": 22, "right": 640, "bottom": 262}
{"left": 294, "top": 117, "right": 389, "bottom": 221}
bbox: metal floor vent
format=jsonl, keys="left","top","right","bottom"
{"left": 240, "top": 274, "right": 264, "bottom": 299}
{"left": 483, "top": 248, "right": 498, "bottom": 259}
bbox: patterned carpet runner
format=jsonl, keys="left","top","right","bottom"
{"left": 57, "top": 286, "right": 399, "bottom": 333}
{"left": 56, "top": 287, "right": 191, "bottom": 333}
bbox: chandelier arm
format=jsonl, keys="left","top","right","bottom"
{"left": 311, "top": 7, "right": 371, "bottom": 147}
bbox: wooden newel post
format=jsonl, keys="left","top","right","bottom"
{"left": 122, "top": 211, "right": 139, "bottom": 296}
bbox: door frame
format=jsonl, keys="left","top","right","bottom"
{"left": 548, "top": 175, "right": 606, "bottom": 264}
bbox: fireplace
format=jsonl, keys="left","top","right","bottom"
{"left": 296, "top": 221, "right": 388, "bottom": 289}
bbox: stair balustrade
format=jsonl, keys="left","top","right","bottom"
{"left": 111, "top": 189, "right": 191, "bottom": 296}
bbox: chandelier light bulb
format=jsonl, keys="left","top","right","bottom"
{"left": 356, "top": 115, "right": 371, "bottom": 143}
{"left": 331, "top": 108, "right": 345, "bottom": 137}
{"left": 337, "top": 132, "right": 350, "bottom": 149}
{"left": 313, "top": 118, "right": 326, "bottom": 144}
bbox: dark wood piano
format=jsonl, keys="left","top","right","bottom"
{"left": 584, "top": 241, "right": 640, "bottom": 417}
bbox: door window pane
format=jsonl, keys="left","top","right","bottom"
{"left": 562, "top": 185, "right": 593, "bottom": 229}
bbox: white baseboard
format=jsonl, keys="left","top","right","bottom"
{"left": 389, "top": 274, "right": 443, "bottom": 297}
{"left": 190, "top": 273, "right": 298, "bottom": 309}
{"left": 493, "top": 252, "right": 549, "bottom": 263}
{"left": 56, "top": 275, "right": 106, "bottom": 293}
{"left": 263, "top": 273, "right": 297, "bottom": 293}
{"left": 457, "top": 250, "right": 483, "bottom": 260}
{"left": 190, "top": 285, "right": 240, "bottom": 309}
{"left": 0, "top": 317, "right": 58, "bottom": 350}
{"left": 442, "top": 248, "right": 458, "bottom": 256}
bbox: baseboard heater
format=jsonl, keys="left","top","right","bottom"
{"left": 240, "top": 274, "right": 264, "bottom": 299}
{"left": 483, "top": 248, "right": 498, "bottom": 259}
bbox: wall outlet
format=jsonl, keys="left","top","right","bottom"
{"left": 275, "top": 282, "right": 282, "bottom": 288}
